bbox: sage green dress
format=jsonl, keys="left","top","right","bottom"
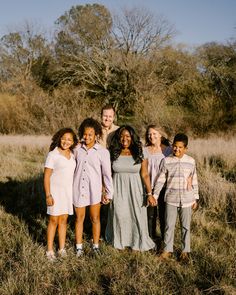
{"left": 105, "top": 155, "right": 155, "bottom": 251}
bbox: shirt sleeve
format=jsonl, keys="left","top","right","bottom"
{"left": 153, "top": 158, "right": 167, "bottom": 199}
{"left": 73, "top": 144, "right": 81, "bottom": 159}
{"left": 100, "top": 149, "right": 113, "bottom": 199}
{"left": 192, "top": 162, "right": 199, "bottom": 200}
{"left": 44, "top": 152, "right": 54, "bottom": 169}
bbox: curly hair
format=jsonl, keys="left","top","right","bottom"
{"left": 78, "top": 118, "right": 102, "bottom": 140}
{"left": 109, "top": 125, "right": 144, "bottom": 164}
{"left": 49, "top": 128, "right": 78, "bottom": 151}
{"left": 145, "top": 124, "right": 171, "bottom": 147}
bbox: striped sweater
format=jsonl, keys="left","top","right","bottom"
{"left": 153, "top": 154, "right": 199, "bottom": 206}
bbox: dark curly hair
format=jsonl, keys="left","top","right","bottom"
{"left": 109, "top": 125, "right": 144, "bottom": 164}
{"left": 49, "top": 128, "right": 78, "bottom": 151}
{"left": 78, "top": 118, "right": 102, "bottom": 141}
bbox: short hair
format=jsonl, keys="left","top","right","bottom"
{"left": 78, "top": 118, "right": 102, "bottom": 140}
{"left": 173, "top": 133, "right": 188, "bottom": 147}
{"left": 101, "top": 104, "right": 116, "bottom": 116}
{"left": 50, "top": 128, "right": 78, "bottom": 151}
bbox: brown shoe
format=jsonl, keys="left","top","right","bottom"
{"left": 159, "top": 251, "right": 172, "bottom": 260}
{"left": 179, "top": 252, "right": 190, "bottom": 264}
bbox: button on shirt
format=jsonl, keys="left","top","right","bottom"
{"left": 73, "top": 143, "right": 113, "bottom": 207}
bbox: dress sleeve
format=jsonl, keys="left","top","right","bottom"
{"left": 100, "top": 149, "right": 113, "bottom": 199}
{"left": 143, "top": 147, "right": 148, "bottom": 160}
{"left": 44, "top": 152, "right": 55, "bottom": 169}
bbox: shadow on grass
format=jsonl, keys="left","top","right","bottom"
{"left": 0, "top": 175, "right": 48, "bottom": 245}
{"left": 0, "top": 175, "right": 109, "bottom": 246}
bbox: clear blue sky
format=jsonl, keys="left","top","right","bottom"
{"left": 0, "top": 0, "right": 235, "bottom": 46}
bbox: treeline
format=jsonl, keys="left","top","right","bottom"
{"left": 0, "top": 3, "right": 235, "bottom": 135}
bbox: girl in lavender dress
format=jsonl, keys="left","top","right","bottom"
{"left": 73, "top": 118, "right": 113, "bottom": 256}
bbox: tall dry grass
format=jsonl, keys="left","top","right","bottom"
{"left": 0, "top": 135, "right": 235, "bottom": 294}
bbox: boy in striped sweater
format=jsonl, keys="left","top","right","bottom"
{"left": 152, "top": 133, "right": 199, "bottom": 262}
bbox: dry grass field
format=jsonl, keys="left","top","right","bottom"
{"left": 0, "top": 135, "right": 235, "bottom": 294}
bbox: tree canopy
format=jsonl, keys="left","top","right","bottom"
{"left": 0, "top": 3, "right": 235, "bottom": 135}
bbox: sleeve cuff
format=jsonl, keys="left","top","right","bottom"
{"left": 153, "top": 195, "right": 158, "bottom": 200}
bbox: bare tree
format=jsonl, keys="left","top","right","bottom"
{"left": 0, "top": 21, "right": 51, "bottom": 86}
{"left": 112, "top": 7, "right": 176, "bottom": 55}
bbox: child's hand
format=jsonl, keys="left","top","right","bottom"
{"left": 46, "top": 195, "right": 54, "bottom": 206}
{"left": 192, "top": 201, "right": 198, "bottom": 210}
{"left": 147, "top": 196, "right": 157, "bottom": 207}
{"left": 102, "top": 194, "right": 110, "bottom": 205}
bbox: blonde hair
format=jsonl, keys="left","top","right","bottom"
{"left": 145, "top": 124, "right": 170, "bottom": 146}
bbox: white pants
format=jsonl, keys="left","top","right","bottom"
{"left": 164, "top": 204, "right": 192, "bottom": 253}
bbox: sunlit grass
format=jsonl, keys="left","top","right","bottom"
{"left": 0, "top": 135, "right": 235, "bottom": 294}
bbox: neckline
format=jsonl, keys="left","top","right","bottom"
{"left": 56, "top": 147, "right": 72, "bottom": 160}
{"left": 146, "top": 146, "right": 162, "bottom": 155}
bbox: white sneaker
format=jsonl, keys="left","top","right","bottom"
{"left": 58, "top": 248, "right": 67, "bottom": 258}
{"left": 46, "top": 250, "right": 56, "bottom": 262}
{"left": 76, "top": 248, "right": 84, "bottom": 257}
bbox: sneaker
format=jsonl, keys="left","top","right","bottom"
{"left": 92, "top": 247, "right": 102, "bottom": 257}
{"left": 58, "top": 248, "right": 67, "bottom": 258}
{"left": 76, "top": 248, "right": 84, "bottom": 257}
{"left": 159, "top": 251, "right": 172, "bottom": 260}
{"left": 46, "top": 250, "right": 56, "bottom": 262}
{"left": 179, "top": 252, "right": 190, "bottom": 264}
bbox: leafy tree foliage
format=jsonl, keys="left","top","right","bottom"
{"left": 197, "top": 42, "right": 236, "bottom": 127}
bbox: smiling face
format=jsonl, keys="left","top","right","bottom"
{"left": 147, "top": 127, "right": 162, "bottom": 146}
{"left": 60, "top": 132, "right": 74, "bottom": 150}
{"left": 83, "top": 127, "right": 96, "bottom": 148}
{"left": 101, "top": 109, "right": 115, "bottom": 129}
{"left": 120, "top": 129, "right": 132, "bottom": 149}
{"left": 172, "top": 141, "right": 187, "bottom": 158}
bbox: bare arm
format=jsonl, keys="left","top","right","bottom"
{"left": 43, "top": 167, "right": 54, "bottom": 206}
{"left": 141, "top": 159, "right": 157, "bottom": 206}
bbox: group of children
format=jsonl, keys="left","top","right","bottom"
{"left": 44, "top": 105, "right": 199, "bottom": 262}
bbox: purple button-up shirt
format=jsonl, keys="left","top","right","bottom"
{"left": 73, "top": 143, "right": 113, "bottom": 207}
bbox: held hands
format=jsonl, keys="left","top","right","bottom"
{"left": 147, "top": 195, "right": 157, "bottom": 207}
{"left": 46, "top": 195, "right": 54, "bottom": 206}
{"left": 102, "top": 194, "right": 110, "bottom": 205}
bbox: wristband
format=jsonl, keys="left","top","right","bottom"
{"left": 146, "top": 192, "right": 152, "bottom": 196}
